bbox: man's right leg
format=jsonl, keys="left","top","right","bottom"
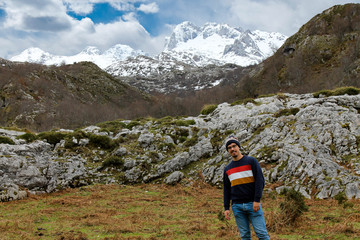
{"left": 232, "top": 203, "right": 251, "bottom": 240}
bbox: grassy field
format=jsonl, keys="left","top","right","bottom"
{"left": 0, "top": 182, "right": 359, "bottom": 240}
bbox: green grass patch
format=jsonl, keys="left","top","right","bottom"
{"left": 37, "top": 131, "right": 66, "bottom": 145}
{"left": 16, "top": 132, "right": 38, "bottom": 143}
{"left": 231, "top": 98, "right": 260, "bottom": 106}
{"left": 274, "top": 108, "right": 300, "bottom": 118}
{"left": 0, "top": 136, "right": 15, "bottom": 144}
{"left": 313, "top": 86, "right": 360, "bottom": 98}
{"left": 200, "top": 104, "right": 217, "bottom": 115}
{"left": 96, "top": 120, "right": 127, "bottom": 133}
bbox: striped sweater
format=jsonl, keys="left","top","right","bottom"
{"left": 223, "top": 155, "right": 265, "bottom": 211}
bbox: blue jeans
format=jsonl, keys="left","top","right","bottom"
{"left": 232, "top": 202, "right": 270, "bottom": 240}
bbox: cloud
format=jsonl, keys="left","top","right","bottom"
{"left": 0, "top": 0, "right": 71, "bottom": 30}
{"left": 138, "top": 2, "right": 159, "bottom": 14}
{"left": 0, "top": 0, "right": 164, "bottom": 58}
{"left": 0, "top": 0, "right": 358, "bottom": 60}
{"left": 23, "top": 15, "right": 72, "bottom": 32}
{"left": 216, "top": 0, "right": 357, "bottom": 35}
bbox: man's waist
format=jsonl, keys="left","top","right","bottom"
{"left": 232, "top": 199, "right": 254, "bottom": 205}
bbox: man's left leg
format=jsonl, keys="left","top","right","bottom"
{"left": 249, "top": 205, "right": 270, "bottom": 240}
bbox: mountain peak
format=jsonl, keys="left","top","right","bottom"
{"left": 80, "top": 46, "right": 101, "bottom": 55}
{"left": 162, "top": 21, "right": 287, "bottom": 67}
{"left": 11, "top": 47, "right": 52, "bottom": 63}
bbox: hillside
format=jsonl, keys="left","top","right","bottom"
{"left": 234, "top": 3, "right": 360, "bottom": 98}
{"left": 2, "top": 4, "right": 360, "bottom": 132}
{"left": 0, "top": 60, "right": 151, "bottom": 131}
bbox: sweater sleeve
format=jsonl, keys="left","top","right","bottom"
{"left": 251, "top": 157, "right": 265, "bottom": 202}
{"left": 223, "top": 168, "right": 231, "bottom": 211}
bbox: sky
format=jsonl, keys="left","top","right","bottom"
{"left": 0, "top": 0, "right": 359, "bottom": 59}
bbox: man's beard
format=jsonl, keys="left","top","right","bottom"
{"left": 231, "top": 151, "right": 238, "bottom": 158}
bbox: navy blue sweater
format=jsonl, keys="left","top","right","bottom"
{"left": 223, "top": 155, "right": 265, "bottom": 211}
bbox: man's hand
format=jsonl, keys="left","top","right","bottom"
{"left": 224, "top": 210, "right": 231, "bottom": 220}
{"left": 253, "top": 202, "right": 260, "bottom": 212}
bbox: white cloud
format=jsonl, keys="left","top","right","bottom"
{"left": 0, "top": 0, "right": 164, "bottom": 58}
{"left": 0, "top": 0, "right": 71, "bottom": 31}
{"left": 0, "top": 0, "right": 359, "bottom": 59}
{"left": 138, "top": 2, "right": 159, "bottom": 14}
{"left": 218, "top": 0, "right": 359, "bottom": 35}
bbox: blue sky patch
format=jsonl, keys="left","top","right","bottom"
{"left": 67, "top": 3, "right": 124, "bottom": 24}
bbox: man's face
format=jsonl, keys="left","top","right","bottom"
{"left": 227, "top": 143, "right": 240, "bottom": 158}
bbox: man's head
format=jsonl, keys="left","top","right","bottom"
{"left": 225, "top": 135, "right": 241, "bottom": 150}
{"left": 225, "top": 135, "right": 242, "bottom": 160}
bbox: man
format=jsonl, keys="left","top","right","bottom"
{"left": 223, "top": 136, "right": 270, "bottom": 240}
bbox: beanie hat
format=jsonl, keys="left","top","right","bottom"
{"left": 225, "top": 135, "right": 241, "bottom": 150}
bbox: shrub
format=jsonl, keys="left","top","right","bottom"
{"left": 274, "top": 108, "right": 300, "bottom": 118}
{"left": 16, "top": 133, "right": 38, "bottom": 143}
{"left": 125, "top": 121, "right": 141, "bottom": 130}
{"left": 313, "top": 89, "right": 333, "bottom": 98}
{"left": 101, "top": 156, "right": 124, "bottom": 169}
{"left": 200, "top": 104, "right": 217, "bottom": 115}
{"left": 313, "top": 87, "right": 360, "bottom": 98}
{"left": 335, "top": 192, "right": 347, "bottom": 205}
{"left": 174, "top": 119, "right": 195, "bottom": 126}
{"left": 333, "top": 86, "right": 360, "bottom": 96}
{"left": 96, "top": 120, "right": 126, "bottom": 133}
{"left": 279, "top": 188, "right": 308, "bottom": 225}
{"left": 0, "top": 136, "right": 15, "bottom": 145}
{"left": 88, "top": 134, "right": 115, "bottom": 150}
{"left": 37, "top": 132, "right": 65, "bottom": 145}
{"left": 231, "top": 98, "right": 256, "bottom": 106}
{"left": 184, "top": 136, "right": 198, "bottom": 147}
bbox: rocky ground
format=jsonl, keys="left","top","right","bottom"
{"left": 0, "top": 92, "right": 359, "bottom": 201}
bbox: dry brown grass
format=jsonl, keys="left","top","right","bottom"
{"left": 0, "top": 183, "right": 359, "bottom": 239}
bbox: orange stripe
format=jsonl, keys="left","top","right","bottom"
{"left": 231, "top": 176, "right": 255, "bottom": 187}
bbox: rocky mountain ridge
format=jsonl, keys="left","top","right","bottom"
{"left": 10, "top": 22, "right": 286, "bottom": 78}
{"left": 1, "top": 91, "right": 359, "bottom": 201}
{"left": 235, "top": 3, "right": 360, "bottom": 99}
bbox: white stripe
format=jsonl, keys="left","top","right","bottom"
{"left": 228, "top": 170, "right": 253, "bottom": 182}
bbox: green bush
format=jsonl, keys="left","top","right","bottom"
{"left": 274, "top": 108, "right": 300, "bottom": 118}
{"left": 200, "top": 104, "right": 217, "bottom": 115}
{"left": 313, "top": 89, "right": 332, "bottom": 98}
{"left": 37, "top": 132, "right": 66, "bottom": 145}
{"left": 16, "top": 133, "right": 38, "bottom": 143}
{"left": 335, "top": 192, "right": 347, "bottom": 205}
{"left": 63, "top": 131, "right": 88, "bottom": 149}
{"left": 313, "top": 87, "right": 360, "bottom": 98}
{"left": 88, "top": 134, "right": 115, "bottom": 150}
{"left": 333, "top": 86, "right": 360, "bottom": 96}
{"left": 0, "top": 136, "right": 15, "bottom": 145}
{"left": 174, "top": 119, "right": 195, "bottom": 126}
{"left": 184, "top": 136, "right": 198, "bottom": 147}
{"left": 231, "top": 98, "right": 256, "bottom": 106}
{"left": 96, "top": 120, "right": 126, "bottom": 133}
{"left": 279, "top": 188, "right": 308, "bottom": 225}
{"left": 101, "top": 156, "right": 124, "bottom": 169}
{"left": 125, "top": 121, "right": 141, "bottom": 130}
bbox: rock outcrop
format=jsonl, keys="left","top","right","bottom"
{"left": 0, "top": 93, "right": 359, "bottom": 201}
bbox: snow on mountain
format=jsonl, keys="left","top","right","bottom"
{"left": 105, "top": 54, "right": 188, "bottom": 78}
{"left": 10, "top": 44, "right": 146, "bottom": 69}
{"left": 161, "top": 21, "right": 287, "bottom": 67}
{"left": 10, "top": 21, "right": 287, "bottom": 79}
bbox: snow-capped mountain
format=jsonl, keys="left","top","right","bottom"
{"left": 10, "top": 21, "right": 287, "bottom": 82}
{"left": 160, "top": 21, "right": 287, "bottom": 67}
{"left": 10, "top": 45, "right": 146, "bottom": 69}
